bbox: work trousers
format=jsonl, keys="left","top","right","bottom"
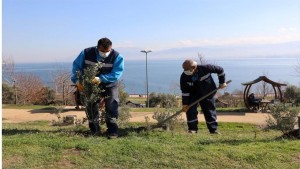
{"left": 186, "top": 95, "right": 218, "bottom": 133}
{"left": 87, "top": 85, "right": 119, "bottom": 135}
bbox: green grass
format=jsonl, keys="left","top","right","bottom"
{"left": 3, "top": 121, "right": 300, "bottom": 169}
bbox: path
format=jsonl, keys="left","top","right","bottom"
{"left": 2, "top": 106, "right": 269, "bottom": 126}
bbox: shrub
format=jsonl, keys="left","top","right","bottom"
{"left": 152, "top": 108, "right": 184, "bottom": 131}
{"left": 149, "top": 92, "right": 178, "bottom": 108}
{"left": 266, "top": 103, "right": 299, "bottom": 134}
{"left": 118, "top": 106, "right": 132, "bottom": 127}
{"left": 217, "top": 92, "right": 244, "bottom": 108}
{"left": 33, "top": 87, "right": 55, "bottom": 105}
{"left": 284, "top": 85, "right": 300, "bottom": 106}
{"left": 2, "top": 83, "right": 15, "bottom": 104}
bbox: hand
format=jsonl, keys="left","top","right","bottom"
{"left": 76, "top": 82, "right": 84, "bottom": 92}
{"left": 182, "top": 105, "right": 189, "bottom": 112}
{"left": 219, "top": 83, "right": 227, "bottom": 89}
{"left": 91, "top": 77, "right": 101, "bottom": 85}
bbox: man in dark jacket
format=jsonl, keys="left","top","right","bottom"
{"left": 180, "top": 59, "right": 227, "bottom": 134}
{"left": 71, "top": 37, "right": 124, "bottom": 139}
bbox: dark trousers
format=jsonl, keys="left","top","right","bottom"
{"left": 186, "top": 95, "right": 218, "bottom": 133}
{"left": 102, "top": 85, "right": 119, "bottom": 134}
{"left": 86, "top": 85, "right": 119, "bottom": 134}
{"left": 86, "top": 101, "right": 100, "bottom": 134}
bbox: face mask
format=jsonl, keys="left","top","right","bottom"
{"left": 184, "top": 70, "right": 193, "bottom": 76}
{"left": 99, "top": 51, "right": 111, "bottom": 58}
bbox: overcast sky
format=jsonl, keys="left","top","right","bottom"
{"left": 2, "top": 0, "right": 300, "bottom": 63}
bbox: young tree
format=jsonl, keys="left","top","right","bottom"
{"left": 118, "top": 79, "right": 129, "bottom": 107}
{"left": 50, "top": 68, "right": 73, "bottom": 105}
{"left": 256, "top": 81, "right": 272, "bottom": 99}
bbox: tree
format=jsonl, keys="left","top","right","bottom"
{"left": 118, "top": 79, "right": 129, "bottom": 107}
{"left": 14, "top": 72, "right": 44, "bottom": 104}
{"left": 50, "top": 67, "right": 73, "bottom": 105}
{"left": 256, "top": 81, "right": 272, "bottom": 99}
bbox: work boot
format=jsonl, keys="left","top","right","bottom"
{"left": 188, "top": 130, "right": 197, "bottom": 134}
{"left": 107, "top": 133, "right": 118, "bottom": 139}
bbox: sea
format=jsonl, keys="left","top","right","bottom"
{"left": 12, "top": 56, "right": 300, "bottom": 94}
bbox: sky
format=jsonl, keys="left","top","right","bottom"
{"left": 2, "top": 0, "right": 300, "bottom": 63}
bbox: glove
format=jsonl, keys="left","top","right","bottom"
{"left": 91, "top": 77, "right": 101, "bottom": 85}
{"left": 219, "top": 83, "right": 227, "bottom": 89}
{"left": 76, "top": 82, "right": 84, "bottom": 92}
{"left": 182, "top": 105, "right": 189, "bottom": 112}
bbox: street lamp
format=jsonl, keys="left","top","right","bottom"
{"left": 140, "top": 50, "right": 152, "bottom": 108}
{"left": 13, "top": 80, "right": 17, "bottom": 104}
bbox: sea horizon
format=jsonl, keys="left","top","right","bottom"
{"left": 8, "top": 56, "right": 300, "bottom": 95}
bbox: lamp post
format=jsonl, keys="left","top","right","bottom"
{"left": 140, "top": 50, "right": 152, "bottom": 108}
{"left": 13, "top": 80, "right": 17, "bottom": 104}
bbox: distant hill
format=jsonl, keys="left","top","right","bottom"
{"left": 115, "top": 40, "right": 300, "bottom": 61}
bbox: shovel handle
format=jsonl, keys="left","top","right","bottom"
{"left": 151, "top": 80, "right": 232, "bottom": 129}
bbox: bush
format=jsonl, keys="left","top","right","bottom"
{"left": 118, "top": 106, "right": 131, "bottom": 127}
{"left": 33, "top": 87, "right": 55, "bottom": 105}
{"left": 2, "top": 83, "right": 15, "bottom": 104}
{"left": 284, "top": 85, "right": 300, "bottom": 106}
{"left": 152, "top": 108, "right": 184, "bottom": 131}
{"left": 266, "top": 103, "right": 299, "bottom": 134}
{"left": 217, "top": 92, "right": 244, "bottom": 107}
{"left": 149, "top": 92, "right": 178, "bottom": 108}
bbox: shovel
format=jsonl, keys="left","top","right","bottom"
{"left": 145, "top": 80, "right": 232, "bottom": 130}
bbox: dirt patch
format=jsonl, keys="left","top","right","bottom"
{"left": 292, "top": 153, "right": 300, "bottom": 163}
{"left": 59, "top": 148, "right": 83, "bottom": 168}
{"left": 2, "top": 155, "right": 25, "bottom": 168}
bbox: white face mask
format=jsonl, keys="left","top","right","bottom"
{"left": 99, "top": 51, "right": 111, "bottom": 58}
{"left": 184, "top": 70, "right": 193, "bottom": 76}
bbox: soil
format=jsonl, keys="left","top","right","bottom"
{"left": 2, "top": 106, "right": 271, "bottom": 126}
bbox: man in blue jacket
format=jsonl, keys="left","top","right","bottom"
{"left": 180, "top": 59, "right": 227, "bottom": 134}
{"left": 71, "top": 37, "right": 124, "bottom": 139}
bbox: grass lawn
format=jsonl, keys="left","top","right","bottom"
{"left": 2, "top": 121, "right": 300, "bottom": 169}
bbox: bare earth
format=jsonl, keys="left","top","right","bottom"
{"left": 2, "top": 106, "right": 269, "bottom": 126}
